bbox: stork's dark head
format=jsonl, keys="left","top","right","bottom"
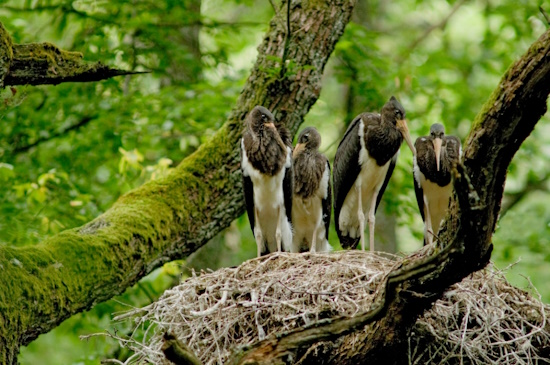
{"left": 248, "top": 105, "right": 276, "bottom": 135}
{"left": 381, "top": 96, "right": 416, "bottom": 155}
{"left": 294, "top": 126, "right": 321, "bottom": 157}
{"left": 430, "top": 123, "right": 446, "bottom": 171}
{"left": 381, "top": 96, "right": 406, "bottom": 124}
{"left": 429, "top": 123, "right": 445, "bottom": 139}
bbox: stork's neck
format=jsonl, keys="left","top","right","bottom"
{"left": 381, "top": 115, "right": 397, "bottom": 127}
{"left": 244, "top": 127, "right": 288, "bottom": 176}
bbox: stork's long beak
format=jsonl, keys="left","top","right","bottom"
{"left": 265, "top": 122, "right": 276, "bottom": 130}
{"left": 396, "top": 119, "right": 416, "bottom": 155}
{"left": 293, "top": 143, "right": 305, "bottom": 158}
{"left": 433, "top": 137, "right": 442, "bottom": 171}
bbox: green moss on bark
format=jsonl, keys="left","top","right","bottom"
{"left": 0, "top": 20, "right": 139, "bottom": 88}
{"left": 0, "top": 22, "right": 14, "bottom": 88}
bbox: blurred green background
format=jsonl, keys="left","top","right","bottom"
{"left": 0, "top": 0, "right": 548, "bottom": 363}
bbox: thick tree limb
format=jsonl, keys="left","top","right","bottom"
{"left": 0, "top": 1, "right": 355, "bottom": 364}
{"left": 231, "top": 27, "right": 550, "bottom": 364}
{"left": 0, "top": 22, "right": 142, "bottom": 88}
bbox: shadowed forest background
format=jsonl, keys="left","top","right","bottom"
{"left": 0, "top": 0, "right": 549, "bottom": 363}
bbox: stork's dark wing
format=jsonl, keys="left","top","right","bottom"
{"left": 414, "top": 167, "right": 425, "bottom": 223}
{"left": 375, "top": 152, "right": 398, "bottom": 212}
{"left": 322, "top": 160, "right": 332, "bottom": 240}
{"left": 333, "top": 115, "right": 363, "bottom": 235}
{"left": 283, "top": 150, "right": 293, "bottom": 225}
{"left": 413, "top": 137, "right": 430, "bottom": 222}
{"left": 241, "top": 144, "right": 255, "bottom": 233}
{"left": 445, "top": 135, "right": 462, "bottom": 163}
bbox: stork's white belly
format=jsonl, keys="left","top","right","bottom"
{"left": 338, "top": 153, "right": 390, "bottom": 238}
{"left": 241, "top": 140, "right": 293, "bottom": 252}
{"left": 292, "top": 165, "right": 331, "bottom": 252}
{"left": 419, "top": 174, "right": 453, "bottom": 234}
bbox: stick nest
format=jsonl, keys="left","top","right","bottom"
{"left": 108, "top": 251, "right": 550, "bottom": 364}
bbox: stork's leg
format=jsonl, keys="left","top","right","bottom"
{"left": 368, "top": 190, "right": 379, "bottom": 252}
{"left": 310, "top": 208, "right": 323, "bottom": 253}
{"left": 356, "top": 183, "right": 366, "bottom": 251}
{"left": 423, "top": 194, "right": 433, "bottom": 246}
{"left": 253, "top": 207, "right": 263, "bottom": 257}
{"left": 310, "top": 226, "right": 318, "bottom": 253}
{"left": 275, "top": 205, "right": 282, "bottom": 252}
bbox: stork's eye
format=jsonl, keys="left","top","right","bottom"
{"left": 261, "top": 114, "right": 267, "bottom": 120}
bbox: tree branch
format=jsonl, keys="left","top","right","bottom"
{"left": 500, "top": 172, "right": 550, "bottom": 217}
{"left": 0, "top": 22, "right": 143, "bottom": 88}
{"left": 540, "top": 6, "right": 550, "bottom": 25}
{"left": 0, "top": 1, "right": 356, "bottom": 363}
{"left": 397, "top": 0, "right": 467, "bottom": 63}
{"left": 11, "top": 115, "right": 97, "bottom": 155}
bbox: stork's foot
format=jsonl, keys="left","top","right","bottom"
{"left": 339, "top": 235, "right": 360, "bottom": 250}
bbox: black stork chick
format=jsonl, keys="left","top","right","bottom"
{"left": 241, "top": 106, "right": 294, "bottom": 257}
{"left": 292, "top": 127, "right": 332, "bottom": 253}
{"left": 413, "top": 123, "right": 461, "bottom": 246}
{"left": 334, "top": 96, "right": 415, "bottom": 251}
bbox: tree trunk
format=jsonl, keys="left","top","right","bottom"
{"left": 0, "top": 1, "right": 356, "bottom": 363}
{"left": 231, "top": 27, "right": 550, "bottom": 365}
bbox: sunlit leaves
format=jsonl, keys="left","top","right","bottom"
{"left": 0, "top": 163, "right": 15, "bottom": 181}
{"left": 118, "top": 147, "right": 144, "bottom": 175}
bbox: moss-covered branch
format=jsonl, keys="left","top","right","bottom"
{"left": 0, "top": 1, "right": 355, "bottom": 363}
{"left": 0, "top": 21, "right": 142, "bottom": 88}
{"left": 230, "top": 27, "right": 550, "bottom": 364}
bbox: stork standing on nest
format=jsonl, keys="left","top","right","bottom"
{"left": 413, "top": 123, "right": 461, "bottom": 245}
{"left": 333, "top": 96, "right": 415, "bottom": 251}
{"left": 291, "top": 127, "right": 332, "bottom": 253}
{"left": 241, "top": 106, "right": 293, "bottom": 257}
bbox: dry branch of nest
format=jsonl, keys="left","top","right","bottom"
{"left": 98, "top": 252, "right": 550, "bottom": 365}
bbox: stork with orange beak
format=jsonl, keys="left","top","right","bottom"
{"left": 413, "top": 123, "right": 461, "bottom": 245}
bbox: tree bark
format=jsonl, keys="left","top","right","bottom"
{"left": 231, "top": 27, "right": 550, "bottom": 365}
{"left": 0, "top": 1, "right": 356, "bottom": 363}
{"left": 0, "top": 22, "right": 140, "bottom": 88}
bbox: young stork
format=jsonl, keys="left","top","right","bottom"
{"left": 241, "top": 105, "right": 294, "bottom": 256}
{"left": 292, "top": 127, "right": 332, "bottom": 253}
{"left": 333, "top": 96, "right": 415, "bottom": 251}
{"left": 413, "top": 123, "right": 461, "bottom": 245}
